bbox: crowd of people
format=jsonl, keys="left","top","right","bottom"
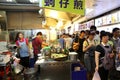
{"left": 14, "top": 26, "right": 120, "bottom": 80}
{"left": 58, "top": 26, "right": 120, "bottom": 80}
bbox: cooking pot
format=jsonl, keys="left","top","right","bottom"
{"left": 69, "top": 52, "right": 78, "bottom": 61}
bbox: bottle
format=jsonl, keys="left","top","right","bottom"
{"left": 64, "top": 48, "right": 69, "bottom": 55}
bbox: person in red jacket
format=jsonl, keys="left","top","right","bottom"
{"left": 32, "top": 32, "right": 43, "bottom": 62}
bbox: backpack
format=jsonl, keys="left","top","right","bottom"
{"left": 100, "top": 44, "right": 114, "bottom": 70}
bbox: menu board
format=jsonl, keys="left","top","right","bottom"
{"left": 95, "top": 18, "right": 102, "bottom": 27}
{"left": 82, "top": 23, "right": 85, "bottom": 29}
{"left": 102, "top": 16, "right": 107, "bottom": 25}
{"left": 106, "top": 14, "right": 112, "bottom": 24}
{"left": 85, "top": 23, "right": 87, "bottom": 29}
{"left": 80, "top": 24, "right": 85, "bottom": 29}
{"left": 89, "top": 20, "right": 94, "bottom": 28}
{"left": 111, "top": 12, "right": 118, "bottom": 23}
{"left": 79, "top": 24, "right": 82, "bottom": 30}
{"left": 95, "top": 11, "right": 120, "bottom": 27}
{"left": 118, "top": 11, "right": 120, "bottom": 22}
{"left": 86, "top": 20, "right": 94, "bottom": 28}
{"left": 86, "top": 22, "right": 90, "bottom": 29}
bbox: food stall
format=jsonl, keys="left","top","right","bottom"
{"left": 35, "top": 43, "right": 87, "bottom": 80}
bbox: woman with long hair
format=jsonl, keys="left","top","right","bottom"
{"left": 15, "top": 32, "right": 30, "bottom": 70}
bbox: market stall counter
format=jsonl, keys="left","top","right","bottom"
{"left": 36, "top": 58, "right": 87, "bottom": 80}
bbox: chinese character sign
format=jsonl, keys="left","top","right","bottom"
{"left": 59, "top": 0, "right": 69, "bottom": 8}
{"left": 74, "top": 0, "right": 83, "bottom": 9}
{"left": 44, "top": 0, "right": 55, "bottom": 7}
{"left": 41, "top": 0, "right": 85, "bottom": 15}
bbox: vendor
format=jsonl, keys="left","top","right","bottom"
{"left": 32, "top": 32, "right": 43, "bottom": 62}
{"left": 15, "top": 32, "right": 30, "bottom": 69}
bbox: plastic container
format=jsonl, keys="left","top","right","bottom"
{"left": 71, "top": 63, "right": 87, "bottom": 80}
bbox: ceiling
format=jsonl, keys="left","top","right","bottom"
{"left": 0, "top": 0, "right": 39, "bottom": 11}
{"left": 0, "top": 0, "right": 79, "bottom": 29}
{"left": 77, "top": 0, "right": 120, "bottom": 22}
{"left": 0, "top": 0, "right": 41, "bottom": 28}
{"left": 87, "top": 0, "right": 120, "bottom": 16}
{"left": 0, "top": 0, "right": 120, "bottom": 29}
{"left": 0, "top": 0, "right": 39, "bottom": 4}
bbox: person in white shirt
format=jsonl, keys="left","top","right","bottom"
{"left": 94, "top": 31, "right": 100, "bottom": 45}
{"left": 83, "top": 30, "right": 96, "bottom": 80}
{"left": 111, "top": 28, "right": 120, "bottom": 51}
{"left": 64, "top": 34, "right": 73, "bottom": 49}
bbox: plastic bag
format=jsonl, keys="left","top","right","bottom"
{"left": 92, "top": 71, "right": 101, "bottom": 80}
{"left": 14, "top": 63, "right": 23, "bottom": 74}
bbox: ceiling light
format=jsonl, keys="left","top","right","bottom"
{"left": 6, "top": 0, "right": 13, "bottom": 2}
{"left": 50, "top": 10, "right": 58, "bottom": 19}
{"left": 86, "top": 8, "right": 94, "bottom": 14}
{"left": 0, "top": 15, "right": 2, "bottom": 17}
{"left": 30, "top": 0, "right": 38, "bottom": 3}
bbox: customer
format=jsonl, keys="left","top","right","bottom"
{"left": 83, "top": 30, "right": 96, "bottom": 80}
{"left": 90, "top": 25, "right": 97, "bottom": 31}
{"left": 72, "top": 30, "right": 86, "bottom": 64}
{"left": 95, "top": 32, "right": 114, "bottom": 80}
{"left": 109, "top": 28, "right": 120, "bottom": 80}
{"left": 94, "top": 30, "right": 100, "bottom": 45}
{"left": 107, "top": 32, "right": 114, "bottom": 48}
{"left": 64, "top": 34, "right": 73, "bottom": 49}
{"left": 85, "top": 30, "right": 90, "bottom": 38}
{"left": 32, "top": 32, "right": 43, "bottom": 62}
{"left": 90, "top": 25, "right": 101, "bottom": 45}
{"left": 58, "top": 34, "right": 65, "bottom": 49}
{"left": 111, "top": 28, "right": 120, "bottom": 51}
{"left": 15, "top": 32, "right": 30, "bottom": 69}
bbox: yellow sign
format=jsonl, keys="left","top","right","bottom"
{"left": 41, "top": 0, "right": 85, "bottom": 15}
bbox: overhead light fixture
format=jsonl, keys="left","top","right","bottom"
{"left": 50, "top": 10, "right": 58, "bottom": 19}
{"left": 30, "top": 0, "right": 38, "bottom": 3}
{"left": 6, "top": 0, "right": 12, "bottom": 2}
{"left": 0, "top": 15, "right": 3, "bottom": 17}
{"left": 85, "top": 8, "right": 94, "bottom": 14}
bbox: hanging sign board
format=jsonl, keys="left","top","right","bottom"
{"left": 41, "top": 0, "right": 85, "bottom": 15}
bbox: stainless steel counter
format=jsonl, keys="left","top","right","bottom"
{"left": 36, "top": 59, "right": 80, "bottom": 80}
